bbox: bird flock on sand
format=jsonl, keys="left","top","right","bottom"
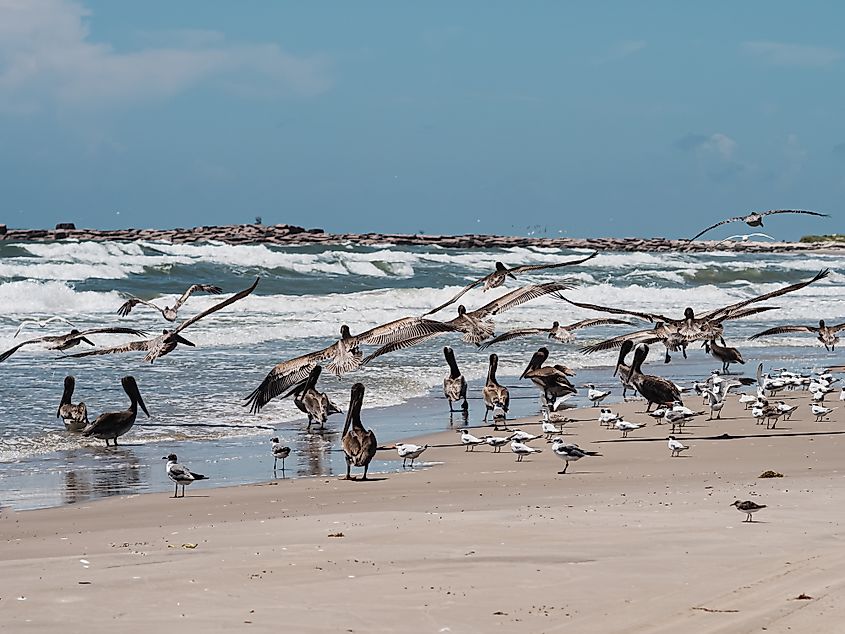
{"left": 9, "top": 209, "right": 838, "bottom": 516}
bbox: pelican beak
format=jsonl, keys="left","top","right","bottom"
{"left": 82, "top": 337, "right": 95, "bottom": 346}
{"left": 175, "top": 334, "right": 195, "bottom": 347}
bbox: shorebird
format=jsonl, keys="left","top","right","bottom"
{"left": 750, "top": 319, "right": 845, "bottom": 351}
{"left": 271, "top": 438, "right": 291, "bottom": 471}
{"left": 395, "top": 443, "right": 428, "bottom": 468}
{"left": 279, "top": 366, "right": 342, "bottom": 431}
{"left": 482, "top": 353, "right": 510, "bottom": 424}
{"left": 459, "top": 429, "right": 485, "bottom": 451}
{"left": 689, "top": 209, "right": 828, "bottom": 241}
{"left": 776, "top": 401, "right": 798, "bottom": 420}
{"left": 483, "top": 435, "right": 510, "bottom": 452}
{"left": 424, "top": 252, "right": 596, "bottom": 315}
{"left": 510, "top": 440, "right": 542, "bottom": 462}
{"left": 664, "top": 409, "right": 691, "bottom": 434}
{"left": 550, "top": 438, "right": 598, "bottom": 474}
{"left": 478, "top": 317, "right": 631, "bottom": 349}
{"left": 163, "top": 453, "right": 208, "bottom": 498}
{"left": 56, "top": 376, "right": 89, "bottom": 432}
{"left": 706, "top": 390, "right": 725, "bottom": 420}
{"left": 521, "top": 347, "right": 577, "bottom": 406}
{"left": 341, "top": 383, "right": 378, "bottom": 480}
{"left": 811, "top": 403, "right": 835, "bottom": 421}
{"left": 542, "top": 419, "right": 565, "bottom": 438}
{"left": 81, "top": 376, "right": 149, "bottom": 446}
{"left": 0, "top": 326, "right": 147, "bottom": 363}
{"left": 667, "top": 436, "right": 688, "bottom": 457}
{"left": 442, "top": 347, "right": 468, "bottom": 412}
{"left": 14, "top": 316, "right": 74, "bottom": 338}
{"left": 731, "top": 499, "right": 766, "bottom": 522}
{"left": 587, "top": 384, "right": 610, "bottom": 407}
{"left": 739, "top": 393, "right": 758, "bottom": 409}
{"left": 117, "top": 284, "right": 223, "bottom": 322}
{"left": 703, "top": 338, "right": 745, "bottom": 374}
{"left": 598, "top": 408, "right": 621, "bottom": 428}
{"left": 713, "top": 233, "right": 776, "bottom": 246}
{"left": 508, "top": 430, "right": 543, "bottom": 443}
{"left": 614, "top": 420, "right": 644, "bottom": 438}
{"left": 69, "top": 278, "right": 259, "bottom": 364}
{"left": 622, "top": 342, "right": 683, "bottom": 411}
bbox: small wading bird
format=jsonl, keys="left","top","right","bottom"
{"left": 424, "top": 251, "right": 597, "bottom": 315}
{"left": 395, "top": 442, "right": 428, "bottom": 468}
{"left": 550, "top": 437, "right": 599, "bottom": 474}
{"left": 271, "top": 437, "right": 291, "bottom": 471}
{"left": 442, "top": 346, "right": 468, "bottom": 412}
{"left": 14, "top": 316, "right": 75, "bottom": 338}
{"left": 278, "top": 365, "right": 342, "bottom": 430}
{"left": 731, "top": 499, "right": 766, "bottom": 522}
{"left": 81, "top": 376, "right": 149, "bottom": 446}
{"left": 163, "top": 453, "right": 208, "bottom": 498}
{"left": 751, "top": 319, "right": 845, "bottom": 352}
{"left": 340, "top": 383, "right": 378, "bottom": 480}
{"left": 56, "top": 375, "right": 88, "bottom": 432}
{"left": 0, "top": 327, "right": 147, "bottom": 363}
{"left": 510, "top": 440, "right": 542, "bottom": 462}
{"left": 117, "top": 283, "right": 223, "bottom": 322}
{"left": 667, "top": 436, "right": 689, "bottom": 457}
{"left": 689, "top": 209, "right": 829, "bottom": 241}
{"left": 459, "top": 429, "right": 485, "bottom": 451}
{"left": 478, "top": 317, "right": 631, "bottom": 349}
{"left": 68, "top": 278, "right": 259, "bottom": 363}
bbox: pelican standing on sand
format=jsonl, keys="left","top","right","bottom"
{"left": 751, "top": 319, "right": 845, "bottom": 351}
{"left": 280, "top": 365, "right": 342, "bottom": 430}
{"left": 443, "top": 347, "right": 468, "bottom": 412}
{"left": 623, "top": 342, "right": 682, "bottom": 411}
{"left": 163, "top": 453, "right": 208, "bottom": 498}
{"left": 341, "top": 383, "right": 378, "bottom": 480}
{"left": 689, "top": 209, "right": 829, "bottom": 241}
{"left": 117, "top": 283, "right": 223, "bottom": 321}
{"left": 56, "top": 375, "right": 88, "bottom": 432}
{"left": 482, "top": 353, "right": 510, "bottom": 423}
{"left": 81, "top": 376, "right": 149, "bottom": 446}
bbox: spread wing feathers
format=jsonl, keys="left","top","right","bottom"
{"left": 579, "top": 327, "right": 668, "bottom": 354}
{"left": 173, "top": 277, "right": 259, "bottom": 334}
{"left": 478, "top": 327, "right": 549, "bottom": 349}
{"left": 173, "top": 284, "right": 224, "bottom": 310}
{"left": 244, "top": 348, "right": 336, "bottom": 414}
{"left": 701, "top": 269, "right": 829, "bottom": 321}
{"left": 353, "top": 317, "right": 458, "bottom": 346}
{"left": 509, "top": 251, "right": 598, "bottom": 273}
{"left": 749, "top": 325, "right": 818, "bottom": 340}
{"left": 0, "top": 327, "right": 147, "bottom": 362}
{"left": 689, "top": 217, "right": 746, "bottom": 241}
{"left": 362, "top": 332, "right": 447, "bottom": 365}
{"left": 553, "top": 294, "right": 667, "bottom": 323}
{"left": 762, "top": 209, "right": 829, "bottom": 219}
{"left": 567, "top": 317, "right": 634, "bottom": 330}
{"left": 471, "top": 281, "right": 577, "bottom": 318}
{"left": 117, "top": 297, "right": 161, "bottom": 317}
{"left": 423, "top": 279, "right": 485, "bottom": 316}
{"left": 65, "top": 339, "right": 153, "bottom": 359}
{"left": 713, "top": 305, "right": 778, "bottom": 322}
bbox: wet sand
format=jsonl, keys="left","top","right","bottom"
{"left": 3, "top": 387, "right": 845, "bottom": 633}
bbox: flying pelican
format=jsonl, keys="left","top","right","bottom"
{"left": 478, "top": 318, "right": 631, "bottom": 349}
{"left": 14, "top": 316, "right": 75, "bottom": 338}
{"left": 56, "top": 375, "right": 88, "bottom": 432}
{"left": 117, "top": 284, "right": 223, "bottom": 322}
{"left": 163, "top": 453, "right": 208, "bottom": 498}
{"left": 341, "top": 383, "right": 378, "bottom": 480}
{"left": 279, "top": 366, "right": 342, "bottom": 430}
{"left": 81, "top": 376, "right": 149, "bottom": 446}
{"left": 482, "top": 353, "right": 510, "bottom": 423}
{"left": 0, "top": 327, "right": 147, "bottom": 363}
{"left": 703, "top": 337, "right": 745, "bottom": 374}
{"left": 713, "top": 233, "right": 776, "bottom": 246}
{"left": 443, "top": 346, "right": 468, "bottom": 412}
{"left": 750, "top": 319, "right": 845, "bottom": 351}
{"left": 68, "top": 278, "right": 259, "bottom": 363}
{"left": 623, "top": 342, "right": 683, "bottom": 411}
{"left": 689, "top": 209, "right": 828, "bottom": 241}
{"left": 521, "top": 347, "right": 577, "bottom": 405}
{"left": 424, "top": 251, "right": 596, "bottom": 315}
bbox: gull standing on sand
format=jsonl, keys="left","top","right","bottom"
{"left": 689, "top": 209, "right": 828, "bottom": 241}
{"left": 614, "top": 420, "right": 644, "bottom": 438}
{"left": 542, "top": 419, "right": 565, "bottom": 438}
{"left": 81, "top": 376, "right": 149, "bottom": 446}
{"left": 776, "top": 401, "right": 797, "bottom": 420}
{"left": 395, "top": 443, "right": 428, "bottom": 468}
{"left": 459, "top": 429, "right": 485, "bottom": 451}
{"left": 117, "top": 283, "right": 223, "bottom": 322}
{"left": 341, "top": 383, "right": 378, "bottom": 480}
{"left": 56, "top": 376, "right": 89, "bottom": 432}
{"left": 163, "top": 453, "right": 208, "bottom": 498}
{"left": 508, "top": 430, "right": 543, "bottom": 443}
{"left": 731, "top": 499, "right": 766, "bottom": 522}
{"left": 442, "top": 347, "right": 468, "bottom": 412}
{"left": 510, "top": 440, "right": 542, "bottom": 462}
{"left": 667, "top": 436, "right": 688, "bottom": 457}
{"left": 550, "top": 438, "right": 599, "bottom": 474}
{"left": 13, "top": 316, "right": 75, "bottom": 338}
{"left": 271, "top": 438, "right": 291, "bottom": 471}
{"left": 483, "top": 435, "right": 510, "bottom": 452}
{"left": 598, "top": 408, "right": 621, "bottom": 428}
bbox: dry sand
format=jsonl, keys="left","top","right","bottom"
{"left": 3, "top": 387, "right": 845, "bottom": 633}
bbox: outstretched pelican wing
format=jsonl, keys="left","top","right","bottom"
{"left": 173, "top": 278, "right": 259, "bottom": 334}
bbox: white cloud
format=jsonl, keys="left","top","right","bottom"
{"left": 743, "top": 41, "right": 842, "bottom": 68}
{"left": 0, "top": 0, "right": 331, "bottom": 111}
{"left": 703, "top": 133, "right": 737, "bottom": 161}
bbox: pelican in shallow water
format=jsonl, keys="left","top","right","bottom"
{"left": 442, "top": 346, "right": 468, "bottom": 412}
{"left": 280, "top": 365, "right": 342, "bottom": 430}
{"left": 521, "top": 347, "right": 577, "bottom": 406}
{"left": 57, "top": 375, "right": 88, "bottom": 432}
{"left": 69, "top": 278, "right": 259, "bottom": 363}
{"left": 117, "top": 284, "right": 223, "bottom": 322}
{"left": 0, "top": 327, "right": 147, "bottom": 363}
{"left": 624, "top": 342, "right": 682, "bottom": 411}
{"left": 689, "top": 209, "right": 828, "bottom": 241}
{"left": 82, "top": 376, "right": 149, "bottom": 446}
{"left": 424, "top": 251, "right": 596, "bottom": 315}
{"left": 479, "top": 317, "right": 631, "bottom": 349}
{"left": 482, "top": 353, "right": 510, "bottom": 423}
{"left": 341, "top": 383, "right": 378, "bottom": 480}
{"left": 703, "top": 337, "right": 745, "bottom": 374}
{"left": 751, "top": 319, "right": 845, "bottom": 352}
{"left": 163, "top": 453, "right": 208, "bottom": 498}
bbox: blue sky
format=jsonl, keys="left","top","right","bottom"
{"left": 0, "top": 1, "right": 843, "bottom": 238}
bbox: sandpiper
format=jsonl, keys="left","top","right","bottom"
{"left": 731, "top": 499, "right": 766, "bottom": 522}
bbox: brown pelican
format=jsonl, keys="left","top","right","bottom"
{"left": 425, "top": 251, "right": 596, "bottom": 315}
{"left": 482, "top": 353, "right": 510, "bottom": 422}
{"left": 81, "top": 376, "right": 149, "bottom": 446}
{"left": 280, "top": 365, "right": 342, "bottom": 430}
{"left": 0, "top": 327, "right": 147, "bottom": 363}
{"left": 245, "top": 315, "right": 458, "bottom": 413}
{"left": 750, "top": 319, "right": 845, "bottom": 351}
{"left": 117, "top": 284, "right": 223, "bottom": 321}
{"left": 56, "top": 376, "right": 88, "bottom": 432}
{"left": 614, "top": 341, "right": 637, "bottom": 398}
{"left": 14, "top": 316, "right": 75, "bottom": 338}
{"left": 271, "top": 438, "right": 291, "bottom": 471}
{"left": 703, "top": 337, "right": 745, "bottom": 374}
{"left": 443, "top": 346, "right": 468, "bottom": 412}
{"left": 68, "top": 278, "right": 259, "bottom": 363}
{"left": 689, "top": 209, "right": 828, "bottom": 241}
{"left": 521, "top": 347, "right": 577, "bottom": 405}
{"left": 341, "top": 383, "right": 378, "bottom": 480}
{"left": 478, "top": 318, "right": 631, "bottom": 349}
{"left": 624, "top": 342, "right": 682, "bottom": 411}
{"left": 163, "top": 453, "right": 208, "bottom": 498}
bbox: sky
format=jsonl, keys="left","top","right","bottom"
{"left": 1, "top": 0, "right": 843, "bottom": 239}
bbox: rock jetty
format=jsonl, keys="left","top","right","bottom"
{"left": 0, "top": 223, "right": 841, "bottom": 253}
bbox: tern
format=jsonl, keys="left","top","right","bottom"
{"left": 510, "top": 440, "right": 543, "bottom": 462}
{"left": 395, "top": 443, "right": 428, "bottom": 468}
{"left": 550, "top": 437, "right": 599, "bottom": 474}
{"left": 667, "top": 436, "right": 688, "bottom": 457}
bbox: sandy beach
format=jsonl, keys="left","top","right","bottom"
{"left": 3, "top": 385, "right": 845, "bottom": 633}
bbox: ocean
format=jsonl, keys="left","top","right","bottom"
{"left": 0, "top": 239, "right": 841, "bottom": 509}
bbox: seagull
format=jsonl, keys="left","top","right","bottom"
{"left": 0, "top": 326, "right": 147, "bottom": 363}
{"left": 459, "top": 429, "right": 485, "bottom": 451}
{"left": 664, "top": 409, "right": 690, "bottom": 434}
{"left": 614, "top": 420, "right": 644, "bottom": 438}
{"left": 510, "top": 440, "right": 543, "bottom": 462}
{"left": 117, "top": 284, "right": 223, "bottom": 322}
{"left": 271, "top": 437, "right": 291, "bottom": 471}
{"left": 56, "top": 375, "right": 89, "bottom": 432}
{"left": 731, "top": 499, "right": 766, "bottom": 522}
{"left": 81, "top": 376, "right": 149, "bottom": 446}
{"left": 424, "top": 252, "right": 596, "bottom": 315}
{"left": 550, "top": 437, "right": 599, "bottom": 474}
{"left": 811, "top": 403, "right": 835, "bottom": 421}
{"left": 689, "top": 209, "right": 828, "bottom": 241}
{"left": 713, "top": 233, "right": 776, "bottom": 246}
{"left": 738, "top": 393, "right": 758, "bottom": 409}
{"left": 751, "top": 319, "right": 845, "bottom": 351}
{"left": 69, "top": 278, "right": 259, "bottom": 364}
{"left": 163, "top": 453, "right": 208, "bottom": 498}
{"left": 395, "top": 443, "right": 428, "bottom": 468}
{"left": 483, "top": 435, "right": 510, "bottom": 452}
{"left": 14, "top": 316, "right": 75, "bottom": 338}
{"left": 667, "top": 436, "right": 689, "bottom": 457}
{"left": 478, "top": 317, "right": 631, "bottom": 349}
